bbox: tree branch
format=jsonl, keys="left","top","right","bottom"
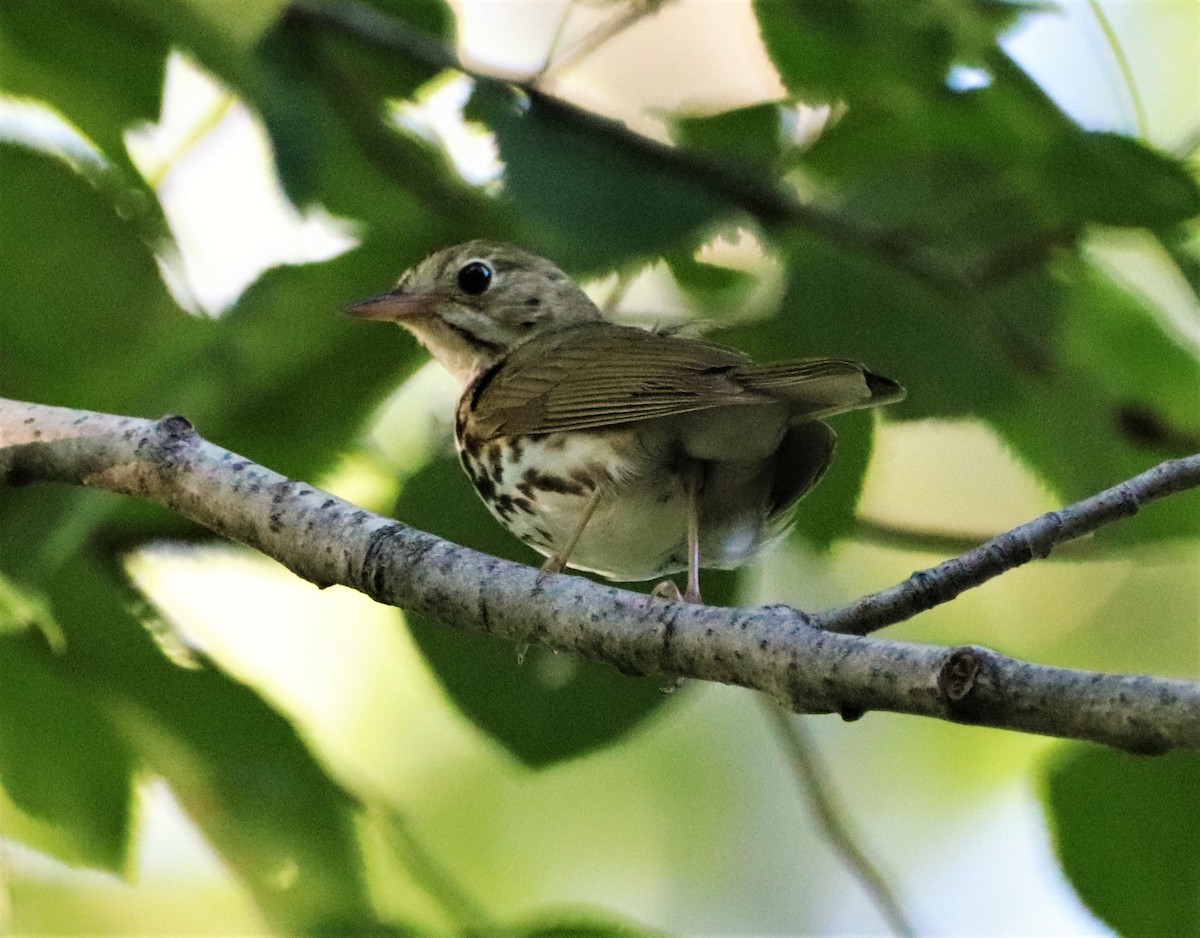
{"left": 821, "top": 455, "right": 1200, "bottom": 636}
{"left": 286, "top": 0, "right": 997, "bottom": 295}
{"left": 3, "top": 397, "right": 1199, "bottom": 754}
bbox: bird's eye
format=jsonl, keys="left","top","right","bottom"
{"left": 457, "top": 261, "right": 493, "bottom": 296}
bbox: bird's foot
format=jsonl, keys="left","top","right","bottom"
{"left": 651, "top": 579, "right": 701, "bottom": 604}
{"left": 533, "top": 554, "right": 567, "bottom": 596}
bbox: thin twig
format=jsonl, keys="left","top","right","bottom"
{"left": 539, "top": 0, "right": 675, "bottom": 82}
{"left": 760, "top": 699, "right": 916, "bottom": 938}
{"left": 850, "top": 516, "right": 1115, "bottom": 560}
{"left": 3, "top": 398, "right": 1199, "bottom": 753}
{"left": 817, "top": 455, "right": 1200, "bottom": 636}
{"left": 1085, "top": 0, "right": 1149, "bottom": 139}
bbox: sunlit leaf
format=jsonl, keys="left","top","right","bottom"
{"left": 32, "top": 551, "right": 388, "bottom": 932}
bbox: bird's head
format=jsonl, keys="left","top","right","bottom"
{"left": 347, "top": 240, "right": 603, "bottom": 384}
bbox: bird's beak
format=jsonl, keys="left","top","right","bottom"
{"left": 345, "top": 287, "right": 445, "bottom": 322}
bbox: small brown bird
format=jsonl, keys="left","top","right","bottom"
{"left": 348, "top": 241, "right": 904, "bottom": 602}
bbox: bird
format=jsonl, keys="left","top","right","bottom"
{"left": 347, "top": 241, "right": 904, "bottom": 603}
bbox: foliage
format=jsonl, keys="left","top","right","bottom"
{"left": 0, "top": 0, "right": 1197, "bottom": 933}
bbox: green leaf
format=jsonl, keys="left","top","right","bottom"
{"left": 518, "top": 916, "right": 666, "bottom": 938}
{"left": 664, "top": 251, "right": 757, "bottom": 311}
{"left": 737, "top": 234, "right": 1199, "bottom": 543}
{"left": 250, "top": 1, "right": 466, "bottom": 221}
{"left": 159, "top": 0, "right": 291, "bottom": 52}
{"left": 1052, "top": 131, "right": 1200, "bottom": 230}
{"left": 467, "top": 83, "right": 730, "bottom": 270}
{"left": 0, "top": 0, "right": 167, "bottom": 167}
{"left": 0, "top": 143, "right": 205, "bottom": 416}
{"left": 788, "top": 49, "right": 1199, "bottom": 276}
{"left": 394, "top": 454, "right": 724, "bottom": 767}
{"left": 93, "top": 0, "right": 478, "bottom": 238}
{"left": 0, "top": 623, "right": 135, "bottom": 873}
{"left": 672, "top": 102, "right": 785, "bottom": 169}
{"left": 24, "top": 551, "right": 387, "bottom": 933}
{"left": 728, "top": 231, "right": 1016, "bottom": 422}
{"left": 189, "top": 238, "right": 439, "bottom": 481}
{"left": 753, "top": 0, "right": 1018, "bottom": 103}
{"left": 1043, "top": 745, "right": 1200, "bottom": 937}
{"left": 789, "top": 410, "right": 875, "bottom": 551}
{"left": 0, "top": 483, "right": 386, "bottom": 928}
{"left": 983, "top": 263, "right": 1200, "bottom": 541}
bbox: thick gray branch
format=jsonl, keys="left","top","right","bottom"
{"left": 2, "top": 397, "right": 1198, "bottom": 754}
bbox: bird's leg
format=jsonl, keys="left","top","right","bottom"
{"left": 653, "top": 465, "right": 703, "bottom": 604}
{"left": 682, "top": 469, "right": 702, "bottom": 603}
{"left": 539, "top": 485, "right": 604, "bottom": 576}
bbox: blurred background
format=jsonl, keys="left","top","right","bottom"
{"left": 1, "top": 0, "right": 1198, "bottom": 935}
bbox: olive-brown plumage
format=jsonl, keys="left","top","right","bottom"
{"left": 349, "top": 240, "right": 904, "bottom": 601}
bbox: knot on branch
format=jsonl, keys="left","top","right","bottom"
{"left": 938, "top": 645, "right": 988, "bottom": 708}
{"left": 141, "top": 414, "right": 198, "bottom": 475}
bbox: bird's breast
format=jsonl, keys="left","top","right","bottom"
{"left": 455, "top": 422, "right": 780, "bottom": 581}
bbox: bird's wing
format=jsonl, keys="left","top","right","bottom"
{"left": 466, "top": 323, "right": 760, "bottom": 439}
{"left": 732, "top": 359, "right": 905, "bottom": 420}
{"left": 466, "top": 323, "right": 900, "bottom": 440}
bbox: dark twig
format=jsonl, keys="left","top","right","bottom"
{"left": 287, "top": 0, "right": 975, "bottom": 295}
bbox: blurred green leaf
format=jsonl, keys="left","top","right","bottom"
{"left": 665, "top": 250, "right": 757, "bottom": 312}
{"left": 730, "top": 232, "right": 1015, "bottom": 421}
{"left": 0, "top": 0, "right": 166, "bottom": 171}
{"left": 736, "top": 232, "right": 1199, "bottom": 542}
{"left": 519, "top": 917, "right": 666, "bottom": 938}
{"left": 1053, "top": 131, "right": 1200, "bottom": 229}
{"left": 86, "top": 0, "right": 481, "bottom": 239}
{"left": 394, "top": 453, "right": 744, "bottom": 766}
{"left": 983, "top": 264, "right": 1200, "bottom": 541}
{"left": 251, "top": 3, "right": 473, "bottom": 225}
{"left": 1158, "top": 226, "right": 1200, "bottom": 303}
{"left": 189, "top": 239, "right": 438, "bottom": 481}
{"left": 15, "top": 549, "right": 389, "bottom": 933}
{"left": 1043, "top": 745, "right": 1200, "bottom": 938}
{"left": 778, "top": 38, "right": 1200, "bottom": 278}
{"left": 789, "top": 410, "right": 875, "bottom": 551}
{"left": 467, "top": 83, "right": 730, "bottom": 270}
{"left": 672, "top": 102, "right": 785, "bottom": 170}
{"left": 0, "top": 625, "right": 135, "bottom": 873}
{"left": 165, "top": 0, "right": 290, "bottom": 52}
{"left": 0, "top": 143, "right": 205, "bottom": 415}
{"left": 753, "top": 0, "right": 1018, "bottom": 103}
